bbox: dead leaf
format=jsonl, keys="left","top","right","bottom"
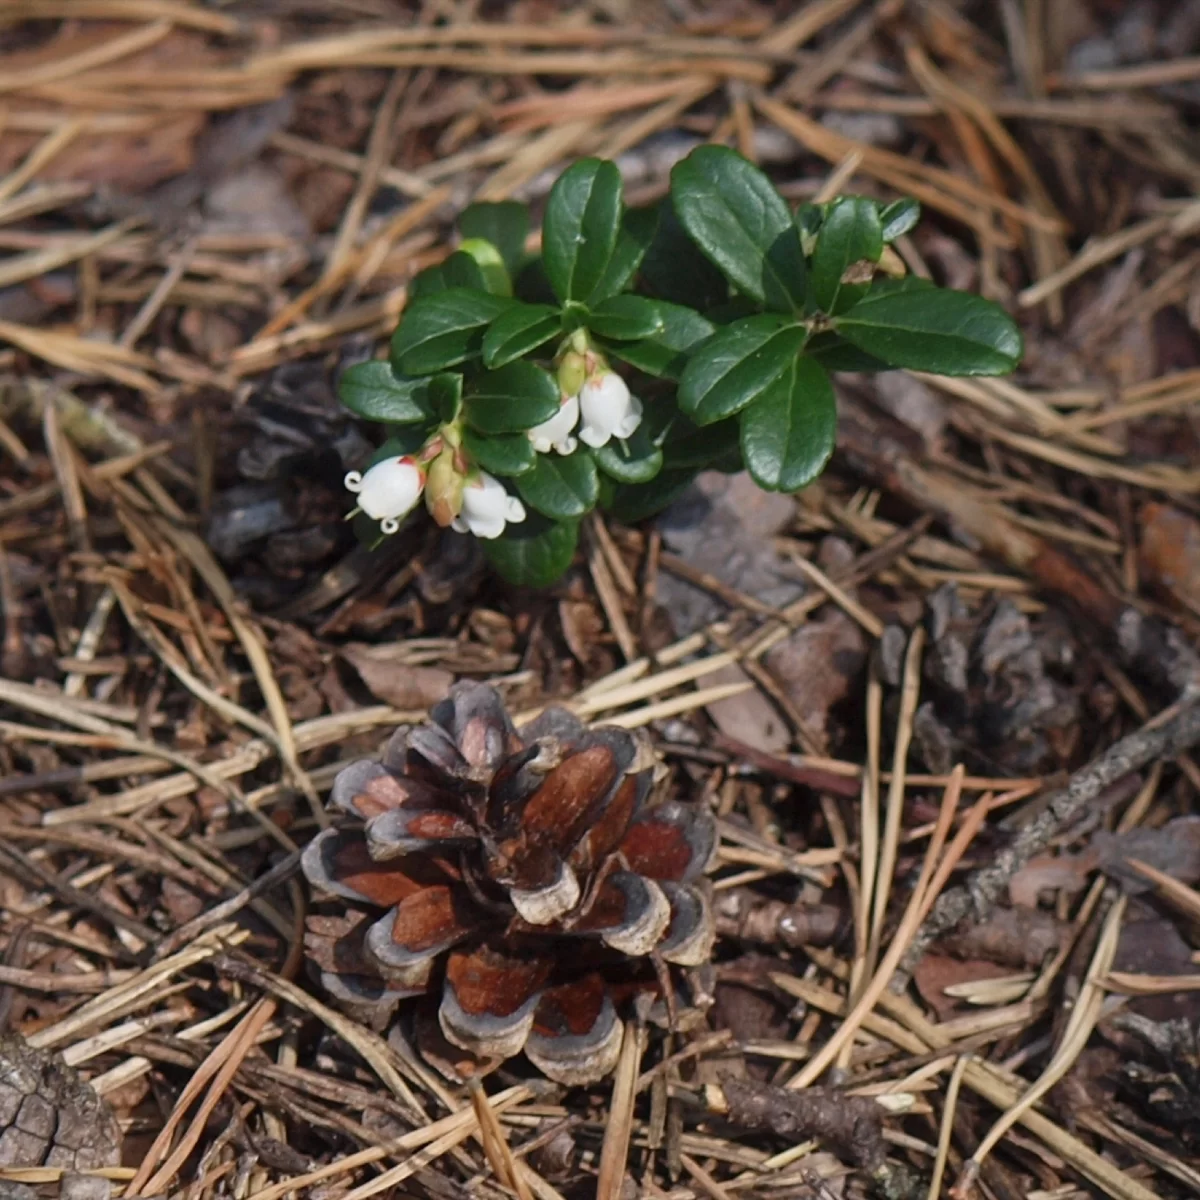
{"left": 764, "top": 609, "right": 867, "bottom": 754}
{"left": 1009, "top": 852, "right": 1095, "bottom": 908}
{"left": 1114, "top": 914, "right": 1200, "bottom": 1023}
{"left": 913, "top": 954, "right": 1019, "bottom": 1021}
{"left": 1093, "top": 816, "right": 1200, "bottom": 894}
{"left": 1139, "top": 502, "right": 1200, "bottom": 614}
{"left": 700, "top": 663, "right": 790, "bottom": 755}
{"left": 338, "top": 644, "right": 453, "bottom": 709}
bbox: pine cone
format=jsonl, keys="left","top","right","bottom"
{"left": 0, "top": 1034, "right": 122, "bottom": 1169}
{"left": 302, "top": 682, "right": 716, "bottom": 1085}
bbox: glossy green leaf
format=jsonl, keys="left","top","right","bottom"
{"left": 365, "top": 430, "right": 430, "bottom": 466}
{"left": 586, "top": 294, "right": 664, "bottom": 341}
{"left": 462, "top": 428, "right": 536, "bottom": 477}
{"left": 659, "top": 413, "right": 740, "bottom": 469}
{"left": 604, "top": 468, "right": 699, "bottom": 523}
{"left": 587, "top": 206, "right": 659, "bottom": 304}
{"left": 409, "top": 251, "right": 488, "bottom": 300}
{"left": 670, "top": 145, "right": 805, "bottom": 311}
{"left": 543, "top": 158, "right": 623, "bottom": 304}
{"left": 591, "top": 424, "right": 664, "bottom": 484}
{"left": 515, "top": 451, "right": 599, "bottom": 519}
{"left": 640, "top": 200, "right": 728, "bottom": 310}
{"left": 463, "top": 361, "right": 561, "bottom": 434}
{"left": 604, "top": 302, "right": 716, "bottom": 380}
{"left": 482, "top": 302, "right": 562, "bottom": 368}
{"left": 482, "top": 512, "right": 579, "bottom": 587}
{"left": 810, "top": 196, "right": 884, "bottom": 315}
{"left": 458, "top": 201, "right": 530, "bottom": 274}
{"left": 833, "top": 287, "right": 1023, "bottom": 375}
{"left": 428, "top": 372, "right": 462, "bottom": 423}
{"left": 390, "top": 288, "right": 511, "bottom": 375}
{"left": 457, "top": 239, "right": 512, "bottom": 296}
{"left": 795, "top": 202, "right": 824, "bottom": 255}
{"left": 805, "top": 332, "right": 891, "bottom": 373}
{"left": 739, "top": 355, "right": 836, "bottom": 492}
{"left": 861, "top": 275, "right": 936, "bottom": 298}
{"left": 339, "top": 360, "right": 433, "bottom": 424}
{"left": 677, "top": 314, "right": 807, "bottom": 426}
{"left": 879, "top": 197, "right": 921, "bottom": 242}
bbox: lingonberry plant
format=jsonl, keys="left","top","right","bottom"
{"left": 341, "top": 145, "right": 1023, "bottom": 586}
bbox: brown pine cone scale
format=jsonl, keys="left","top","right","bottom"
{"left": 302, "top": 682, "right": 716, "bottom": 1085}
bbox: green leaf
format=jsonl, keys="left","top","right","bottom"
{"left": 482, "top": 512, "right": 579, "bottom": 587}
{"left": 458, "top": 201, "right": 530, "bottom": 274}
{"left": 862, "top": 275, "right": 936, "bottom": 297}
{"left": 604, "top": 302, "right": 716, "bottom": 380}
{"left": 543, "top": 158, "right": 623, "bottom": 304}
{"left": 409, "top": 251, "right": 488, "bottom": 300}
{"left": 805, "top": 332, "right": 892, "bottom": 373}
{"left": 515, "top": 451, "right": 599, "bottom": 519}
{"left": 457, "top": 239, "right": 512, "bottom": 296}
{"left": 670, "top": 144, "right": 806, "bottom": 311}
{"left": 739, "top": 355, "right": 836, "bottom": 492}
{"left": 482, "top": 302, "right": 562, "bottom": 368}
{"left": 428, "top": 372, "right": 462, "bottom": 423}
{"left": 604, "top": 468, "right": 698, "bottom": 523}
{"left": 879, "top": 197, "right": 921, "bottom": 242}
{"left": 586, "top": 295, "right": 664, "bottom": 342}
{"left": 587, "top": 206, "right": 659, "bottom": 304}
{"left": 677, "top": 314, "right": 807, "bottom": 425}
{"left": 591, "top": 424, "right": 664, "bottom": 484}
{"left": 462, "top": 428, "right": 536, "bottom": 477}
{"left": 659, "top": 413, "right": 740, "bottom": 469}
{"left": 390, "top": 288, "right": 511, "bottom": 375}
{"left": 810, "top": 196, "right": 884, "bottom": 315}
{"left": 464, "top": 361, "right": 561, "bottom": 434}
{"left": 833, "top": 287, "right": 1023, "bottom": 375}
{"left": 795, "top": 202, "right": 824, "bottom": 255}
{"left": 366, "top": 431, "right": 430, "bottom": 466}
{"left": 640, "top": 200, "right": 728, "bottom": 310}
{"left": 339, "top": 360, "right": 433, "bottom": 424}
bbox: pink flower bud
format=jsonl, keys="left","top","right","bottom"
{"left": 452, "top": 471, "right": 526, "bottom": 540}
{"left": 578, "top": 369, "right": 642, "bottom": 449}
{"left": 425, "top": 449, "right": 465, "bottom": 527}
{"left": 344, "top": 455, "right": 425, "bottom": 535}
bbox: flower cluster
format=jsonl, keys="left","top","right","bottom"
{"left": 302, "top": 682, "right": 716, "bottom": 1085}
{"left": 346, "top": 451, "right": 526, "bottom": 541}
{"left": 344, "top": 339, "right": 642, "bottom": 547}
{"left": 528, "top": 347, "right": 643, "bottom": 457}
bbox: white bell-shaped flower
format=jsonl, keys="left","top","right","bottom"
{"left": 528, "top": 392, "right": 580, "bottom": 456}
{"left": 452, "top": 471, "right": 526, "bottom": 540}
{"left": 345, "top": 455, "right": 425, "bottom": 535}
{"left": 577, "top": 369, "right": 642, "bottom": 449}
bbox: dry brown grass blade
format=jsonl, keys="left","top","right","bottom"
{"left": 0, "top": 1, "right": 239, "bottom": 32}
{"left": 788, "top": 765, "right": 965, "bottom": 1089}
{"left": 867, "top": 626, "right": 924, "bottom": 964}
{"left": 0, "top": 18, "right": 171, "bottom": 92}
{"left": 126, "top": 997, "right": 279, "bottom": 1196}
{"left": 248, "top": 1087, "right": 534, "bottom": 1200}
{"left": 754, "top": 93, "right": 1066, "bottom": 237}
{"left": 596, "top": 1018, "right": 641, "bottom": 1200}
{"left": 470, "top": 1079, "right": 535, "bottom": 1200}
{"left": 0, "top": 317, "right": 160, "bottom": 392}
